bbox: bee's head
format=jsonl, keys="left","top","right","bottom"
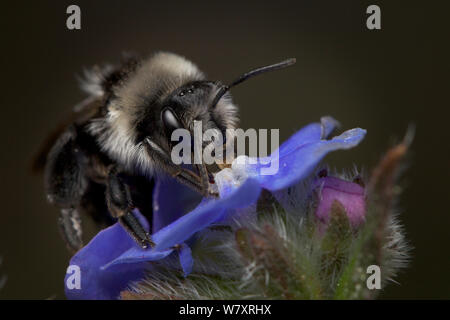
{"left": 151, "top": 57, "right": 298, "bottom": 159}
{"left": 155, "top": 81, "right": 236, "bottom": 152}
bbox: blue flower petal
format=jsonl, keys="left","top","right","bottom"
{"left": 256, "top": 128, "right": 367, "bottom": 191}
{"left": 230, "top": 117, "right": 366, "bottom": 192}
{"left": 153, "top": 178, "right": 261, "bottom": 250}
{"left": 152, "top": 175, "right": 202, "bottom": 233}
{"left": 64, "top": 209, "right": 150, "bottom": 300}
{"left": 178, "top": 243, "right": 193, "bottom": 277}
{"left": 277, "top": 116, "right": 340, "bottom": 155}
{"left": 106, "top": 178, "right": 261, "bottom": 267}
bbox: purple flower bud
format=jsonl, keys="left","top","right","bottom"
{"left": 313, "top": 175, "right": 366, "bottom": 229}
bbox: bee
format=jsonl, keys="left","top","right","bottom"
{"left": 33, "top": 52, "right": 295, "bottom": 252}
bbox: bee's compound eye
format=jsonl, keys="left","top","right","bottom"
{"left": 161, "top": 108, "right": 183, "bottom": 136}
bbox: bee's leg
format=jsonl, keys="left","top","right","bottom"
{"left": 144, "top": 139, "right": 210, "bottom": 196}
{"left": 196, "top": 163, "right": 219, "bottom": 197}
{"left": 58, "top": 208, "right": 83, "bottom": 253}
{"left": 106, "top": 168, "right": 154, "bottom": 249}
{"left": 172, "top": 167, "right": 205, "bottom": 195}
{"left": 120, "top": 211, "right": 154, "bottom": 249}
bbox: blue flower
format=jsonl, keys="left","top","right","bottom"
{"left": 64, "top": 117, "right": 366, "bottom": 299}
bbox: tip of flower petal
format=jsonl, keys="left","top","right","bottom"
{"left": 332, "top": 128, "right": 367, "bottom": 148}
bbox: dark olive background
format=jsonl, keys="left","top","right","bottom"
{"left": 0, "top": 1, "right": 449, "bottom": 299}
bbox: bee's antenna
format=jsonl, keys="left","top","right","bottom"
{"left": 211, "top": 58, "right": 296, "bottom": 108}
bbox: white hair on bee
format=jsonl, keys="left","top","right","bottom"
{"left": 79, "top": 64, "right": 114, "bottom": 97}
{"left": 88, "top": 109, "right": 153, "bottom": 177}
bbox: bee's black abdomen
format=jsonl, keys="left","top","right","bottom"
{"left": 44, "top": 126, "right": 87, "bottom": 207}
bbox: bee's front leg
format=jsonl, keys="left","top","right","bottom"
{"left": 196, "top": 163, "right": 219, "bottom": 198}
{"left": 106, "top": 167, "right": 154, "bottom": 249}
{"left": 144, "top": 138, "right": 215, "bottom": 198}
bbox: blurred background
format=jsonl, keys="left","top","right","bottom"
{"left": 0, "top": 0, "right": 449, "bottom": 299}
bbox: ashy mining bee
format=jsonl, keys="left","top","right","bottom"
{"left": 33, "top": 52, "right": 295, "bottom": 252}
